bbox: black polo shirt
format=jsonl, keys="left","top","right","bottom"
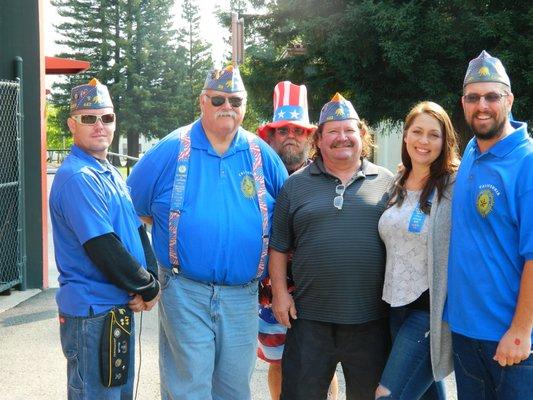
{"left": 270, "top": 157, "right": 393, "bottom": 324}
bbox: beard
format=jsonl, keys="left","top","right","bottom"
{"left": 467, "top": 111, "right": 507, "bottom": 142}
{"left": 279, "top": 141, "right": 309, "bottom": 171}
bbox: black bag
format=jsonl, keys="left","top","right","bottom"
{"left": 100, "top": 307, "right": 132, "bottom": 387}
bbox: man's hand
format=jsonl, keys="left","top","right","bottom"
{"left": 143, "top": 287, "right": 161, "bottom": 311}
{"left": 128, "top": 287, "right": 161, "bottom": 313}
{"left": 493, "top": 327, "right": 532, "bottom": 367}
{"left": 272, "top": 290, "right": 297, "bottom": 328}
{"left": 128, "top": 294, "right": 145, "bottom": 313}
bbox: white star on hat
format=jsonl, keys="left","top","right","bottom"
{"left": 277, "top": 110, "right": 285, "bottom": 119}
{"left": 290, "top": 110, "right": 300, "bottom": 119}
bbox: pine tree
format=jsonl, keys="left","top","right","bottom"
{"left": 49, "top": 0, "right": 183, "bottom": 161}
{"left": 176, "top": 0, "right": 212, "bottom": 124}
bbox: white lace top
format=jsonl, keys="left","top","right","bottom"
{"left": 379, "top": 190, "right": 430, "bottom": 307}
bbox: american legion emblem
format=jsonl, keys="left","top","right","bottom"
{"left": 476, "top": 188, "right": 494, "bottom": 218}
{"left": 240, "top": 174, "right": 256, "bottom": 199}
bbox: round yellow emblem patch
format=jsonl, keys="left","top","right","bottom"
{"left": 476, "top": 189, "right": 494, "bottom": 218}
{"left": 241, "top": 175, "right": 256, "bottom": 198}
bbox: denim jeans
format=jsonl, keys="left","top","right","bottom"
{"left": 378, "top": 307, "right": 446, "bottom": 400}
{"left": 158, "top": 268, "right": 259, "bottom": 400}
{"left": 452, "top": 332, "right": 533, "bottom": 400}
{"left": 59, "top": 310, "right": 135, "bottom": 400}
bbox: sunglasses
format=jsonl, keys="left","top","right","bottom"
{"left": 71, "top": 113, "right": 116, "bottom": 125}
{"left": 333, "top": 184, "right": 346, "bottom": 210}
{"left": 205, "top": 94, "right": 244, "bottom": 108}
{"left": 275, "top": 127, "right": 306, "bottom": 137}
{"left": 463, "top": 92, "right": 509, "bottom": 104}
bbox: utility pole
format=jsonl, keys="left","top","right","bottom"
{"left": 231, "top": 13, "right": 244, "bottom": 65}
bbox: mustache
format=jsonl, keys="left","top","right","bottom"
{"left": 283, "top": 139, "right": 299, "bottom": 147}
{"left": 330, "top": 138, "right": 354, "bottom": 148}
{"left": 215, "top": 110, "right": 237, "bottom": 118}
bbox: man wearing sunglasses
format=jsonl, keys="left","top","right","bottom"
{"left": 446, "top": 51, "right": 533, "bottom": 399}
{"left": 269, "top": 93, "right": 394, "bottom": 399}
{"left": 127, "top": 65, "right": 287, "bottom": 400}
{"left": 49, "top": 78, "right": 161, "bottom": 399}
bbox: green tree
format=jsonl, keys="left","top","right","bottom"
{"left": 49, "top": 0, "right": 182, "bottom": 162}
{"left": 46, "top": 104, "right": 73, "bottom": 149}
{"left": 242, "top": 0, "right": 532, "bottom": 148}
{"left": 176, "top": 0, "right": 213, "bottom": 123}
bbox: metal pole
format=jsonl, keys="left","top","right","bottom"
{"left": 14, "top": 56, "right": 27, "bottom": 290}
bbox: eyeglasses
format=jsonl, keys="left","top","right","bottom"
{"left": 275, "top": 126, "right": 306, "bottom": 137}
{"left": 205, "top": 94, "right": 244, "bottom": 108}
{"left": 71, "top": 113, "right": 116, "bottom": 125}
{"left": 463, "top": 92, "right": 509, "bottom": 104}
{"left": 333, "top": 184, "right": 346, "bottom": 210}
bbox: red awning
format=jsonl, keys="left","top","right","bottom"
{"left": 45, "top": 56, "right": 90, "bottom": 75}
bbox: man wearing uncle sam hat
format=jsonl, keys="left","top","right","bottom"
{"left": 127, "top": 65, "right": 287, "bottom": 399}
{"left": 446, "top": 50, "right": 533, "bottom": 399}
{"left": 50, "top": 78, "right": 161, "bottom": 399}
{"left": 256, "top": 81, "right": 339, "bottom": 399}
{"left": 269, "top": 92, "right": 394, "bottom": 399}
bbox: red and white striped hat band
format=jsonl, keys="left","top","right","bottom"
{"left": 272, "top": 81, "right": 310, "bottom": 124}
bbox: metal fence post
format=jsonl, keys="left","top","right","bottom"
{"left": 14, "top": 56, "right": 26, "bottom": 290}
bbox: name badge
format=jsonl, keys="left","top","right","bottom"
{"left": 407, "top": 189, "right": 435, "bottom": 233}
{"left": 408, "top": 205, "right": 427, "bottom": 233}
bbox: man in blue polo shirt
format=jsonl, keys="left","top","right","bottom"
{"left": 50, "top": 78, "right": 160, "bottom": 399}
{"left": 127, "top": 65, "right": 287, "bottom": 400}
{"left": 446, "top": 51, "right": 533, "bottom": 399}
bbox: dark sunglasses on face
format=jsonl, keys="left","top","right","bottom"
{"left": 275, "top": 126, "right": 306, "bottom": 136}
{"left": 71, "top": 113, "right": 116, "bottom": 125}
{"left": 205, "top": 94, "right": 244, "bottom": 108}
{"left": 463, "top": 92, "right": 509, "bottom": 104}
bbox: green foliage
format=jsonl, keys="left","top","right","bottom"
{"left": 242, "top": 0, "right": 532, "bottom": 146}
{"left": 176, "top": 0, "right": 213, "bottom": 123}
{"left": 48, "top": 0, "right": 213, "bottom": 160}
{"left": 46, "top": 104, "right": 73, "bottom": 149}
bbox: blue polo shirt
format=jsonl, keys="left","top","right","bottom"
{"left": 446, "top": 121, "right": 533, "bottom": 341}
{"left": 126, "top": 120, "right": 287, "bottom": 285}
{"left": 50, "top": 145, "right": 146, "bottom": 317}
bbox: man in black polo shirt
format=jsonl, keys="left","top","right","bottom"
{"left": 269, "top": 93, "right": 393, "bottom": 400}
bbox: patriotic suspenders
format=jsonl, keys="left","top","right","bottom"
{"left": 168, "top": 126, "right": 269, "bottom": 279}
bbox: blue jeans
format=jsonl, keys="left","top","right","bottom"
{"left": 378, "top": 307, "right": 446, "bottom": 400}
{"left": 452, "top": 332, "right": 533, "bottom": 400}
{"left": 59, "top": 310, "right": 135, "bottom": 400}
{"left": 158, "top": 268, "right": 258, "bottom": 400}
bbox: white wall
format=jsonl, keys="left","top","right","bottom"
{"left": 373, "top": 120, "right": 403, "bottom": 173}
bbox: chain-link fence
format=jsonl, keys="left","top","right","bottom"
{"left": 0, "top": 79, "right": 23, "bottom": 292}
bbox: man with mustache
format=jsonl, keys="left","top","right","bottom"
{"left": 127, "top": 65, "right": 287, "bottom": 400}
{"left": 256, "top": 81, "right": 339, "bottom": 400}
{"left": 269, "top": 93, "right": 394, "bottom": 399}
{"left": 446, "top": 51, "right": 533, "bottom": 399}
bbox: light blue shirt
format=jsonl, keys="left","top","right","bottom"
{"left": 127, "top": 120, "right": 287, "bottom": 285}
{"left": 50, "top": 145, "right": 146, "bottom": 316}
{"left": 446, "top": 121, "right": 533, "bottom": 341}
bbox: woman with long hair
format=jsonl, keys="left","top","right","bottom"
{"left": 375, "top": 101, "right": 460, "bottom": 399}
